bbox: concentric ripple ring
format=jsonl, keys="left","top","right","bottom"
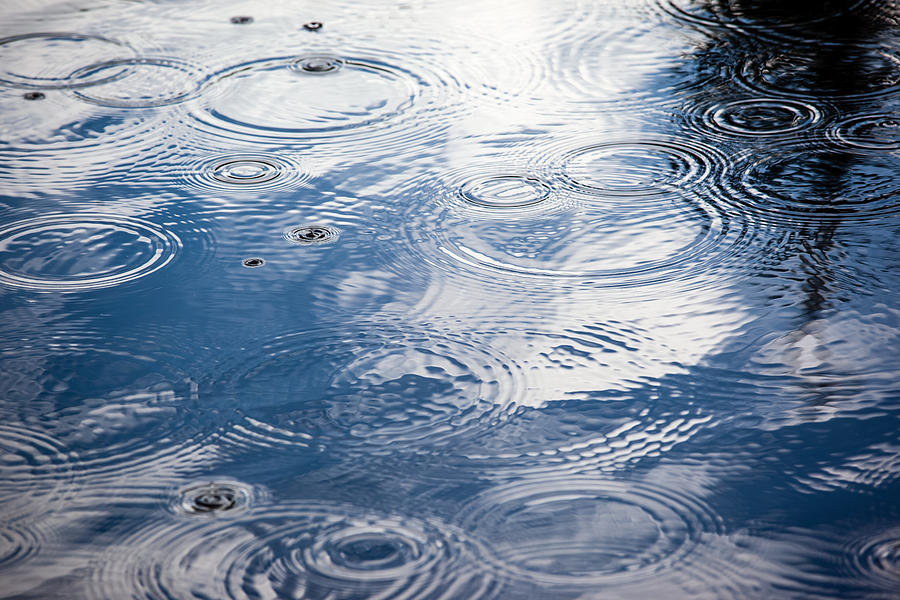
{"left": 71, "top": 58, "right": 206, "bottom": 108}
{"left": 0, "top": 213, "right": 180, "bottom": 292}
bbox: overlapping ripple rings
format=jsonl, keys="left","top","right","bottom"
{"left": 696, "top": 98, "right": 823, "bottom": 139}
{"left": 459, "top": 476, "right": 724, "bottom": 589}
{"left": 89, "top": 503, "right": 498, "bottom": 600}
{"left": 70, "top": 58, "right": 207, "bottom": 108}
{"left": 833, "top": 114, "right": 900, "bottom": 150}
{"left": 398, "top": 145, "right": 753, "bottom": 290}
{"left": 0, "top": 32, "right": 132, "bottom": 89}
{"left": 191, "top": 48, "right": 457, "bottom": 154}
{"left": 205, "top": 322, "right": 527, "bottom": 454}
{"left": 0, "top": 213, "right": 180, "bottom": 292}
{"left": 182, "top": 153, "right": 312, "bottom": 192}
{"left": 842, "top": 527, "right": 900, "bottom": 592}
{"left": 724, "top": 144, "right": 900, "bottom": 222}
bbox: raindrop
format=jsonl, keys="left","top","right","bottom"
{"left": 291, "top": 54, "right": 344, "bottom": 74}
{"left": 283, "top": 224, "right": 340, "bottom": 245}
{"left": 303, "top": 21, "right": 323, "bottom": 31}
{"left": 22, "top": 91, "right": 45, "bottom": 100}
{"left": 242, "top": 257, "right": 265, "bottom": 268}
{"left": 230, "top": 16, "right": 253, "bottom": 24}
{"left": 177, "top": 482, "right": 252, "bottom": 515}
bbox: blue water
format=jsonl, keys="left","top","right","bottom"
{"left": 2, "top": 1, "right": 900, "bottom": 598}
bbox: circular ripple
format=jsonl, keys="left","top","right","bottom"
{"left": 460, "top": 476, "right": 722, "bottom": 588}
{"left": 844, "top": 528, "right": 900, "bottom": 590}
{"left": 834, "top": 114, "right": 900, "bottom": 149}
{"left": 71, "top": 58, "right": 206, "bottom": 108}
{"left": 738, "top": 48, "right": 900, "bottom": 101}
{"left": 0, "top": 523, "right": 41, "bottom": 568}
{"left": 703, "top": 98, "right": 822, "bottom": 137}
{"left": 0, "top": 424, "right": 76, "bottom": 521}
{"left": 0, "top": 32, "right": 131, "bottom": 89}
{"left": 0, "top": 213, "right": 180, "bottom": 292}
{"left": 560, "top": 138, "right": 716, "bottom": 197}
{"left": 193, "top": 52, "right": 426, "bottom": 146}
{"left": 90, "top": 503, "right": 497, "bottom": 600}
{"left": 183, "top": 153, "right": 311, "bottom": 192}
{"left": 175, "top": 481, "right": 254, "bottom": 516}
{"left": 205, "top": 322, "right": 526, "bottom": 454}
{"left": 459, "top": 175, "right": 551, "bottom": 209}
{"left": 725, "top": 145, "right": 900, "bottom": 221}
{"left": 242, "top": 257, "right": 265, "bottom": 268}
{"left": 284, "top": 224, "right": 340, "bottom": 245}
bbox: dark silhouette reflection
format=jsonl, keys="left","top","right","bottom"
{"left": 687, "top": 1, "right": 898, "bottom": 389}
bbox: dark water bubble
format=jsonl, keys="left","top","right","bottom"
{"left": 283, "top": 224, "right": 340, "bottom": 245}
{"left": 303, "top": 21, "right": 324, "bottom": 31}
{"left": 242, "top": 257, "right": 265, "bottom": 268}
{"left": 0, "top": 32, "right": 131, "bottom": 89}
{"left": 459, "top": 475, "right": 724, "bottom": 589}
{"left": 176, "top": 481, "right": 254, "bottom": 515}
{"left": 459, "top": 175, "right": 551, "bottom": 209}
{"left": 71, "top": 57, "right": 207, "bottom": 108}
{"left": 559, "top": 138, "right": 718, "bottom": 197}
{"left": 703, "top": 98, "right": 823, "bottom": 137}
{"left": 22, "top": 91, "right": 45, "bottom": 100}
{"left": 0, "top": 213, "right": 180, "bottom": 292}
{"left": 230, "top": 15, "right": 253, "bottom": 24}
{"left": 724, "top": 144, "right": 900, "bottom": 222}
{"left": 834, "top": 114, "right": 900, "bottom": 150}
{"left": 204, "top": 320, "right": 529, "bottom": 456}
{"left": 290, "top": 54, "right": 344, "bottom": 74}
{"left": 88, "top": 503, "right": 498, "bottom": 600}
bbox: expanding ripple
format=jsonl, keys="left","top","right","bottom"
{"left": 284, "top": 224, "right": 341, "bottom": 245}
{"left": 0, "top": 32, "right": 132, "bottom": 89}
{"left": 0, "top": 213, "right": 181, "bottom": 292}
{"left": 459, "top": 175, "right": 552, "bottom": 209}
{"left": 842, "top": 527, "right": 900, "bottom": 591}
{"left": 204, "top": 321, "right": 528, "bottom": 455}
{"left": 182, "top": 153, "right": 312, "bottom": 192}
{"left": 697, "top": 98, "right": 823, "bottom": 138}
{"left": 70, "top": 58, "right": 207, "bottom": 108}
{"left": 0, "top": 523, "right": 42, "bottom": 568}
{"left": 724, "top": 144, "right": 900, "bottom": 222}
{"left": 833, "top": 113, "right": 900, "bottom": 149}
{"left": 559, "top": 138, "right": 718, "bottom": 196}
{"left": 89, "top": 503, "right": 498, "bottom": 600}
{"left": 458, "top": 475, "right": 724, "bottom": 589}
{"left": 0, "top": 424, "right": 77, "bottom": 521}
{"left": 173, "top": 480, "right": 258, "bottom": 516}
{"left": 192, "top": 51, "right": 434, "bottom": 150}
{"left": 738, "top": 47, "right": 900, "bottom": 101}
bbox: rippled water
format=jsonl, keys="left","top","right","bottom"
{"left": 1, "top": 1, "right": 900, "bottom": 598}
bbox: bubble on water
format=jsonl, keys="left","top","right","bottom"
{"left": 242, "top": 257, "right": 265, "bottom": 268}
{"left": 0, "top": 32, "right": 131, "bottom": 89}
{"left": 290, "top": 54, "right": 344, "bottom": 75}
{"left": 175, "top": 481, "right": 255, "bottom": 515}
{"left": 303, "top": 22, "right": 324, "bottom": 31}
{"left": 71, "top": 57, "right": 207, "bottom": 108}
{"left": 230, "top": 16, "right": 253, "bottom": 25}
{"left": 283, "top": 224, "right": 340, "bottom": 245}
{"left": 22, "top": 91, "right": 45, "bottom": 101}
{"left": 0, "top": 213, "right": 180, "bottom": 292}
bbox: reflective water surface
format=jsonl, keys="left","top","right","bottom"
{"left": 2, "top": 1, "right": 900, "bottom": 598}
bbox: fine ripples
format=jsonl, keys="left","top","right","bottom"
{"left": 89, "top": 503, "right": 497, "bottom": 600}
{"left": 174, "top": 481, "right": 256, "bottom": 516}
{"left": 0, "top": 32, "right": 132, "bottom": 89}
{"left": 70, "top": 57, "right": 207, "bottom": 108}
{"left": 459, "top": 476, "right": 724, "bottom": 589}
{"left": 0, "top": 213, "right": 181, "bottom": 292}
{"left": 205, "top": 321, "right": 527, "bottom": 455}
{"left": 842, "top": 528, "right": 900, "bottom": 591}
{"left": 724, "top": 143, "right": 900, "bottom": 222}
{"left": 182, "top": 153, "right": 312, "bottom": 191}
{"left": 833, "top": 113, "right": 900, "bottom": 149}
{"left": 696, "top": 98, "right": 823, "bottom": 138}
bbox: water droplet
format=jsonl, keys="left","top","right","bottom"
{"left": 303, "top": 21, "right": 323, "bottom": 31}
{"left": 283, "top": 224, "right": 340, "bottom": 245}
{"left": 291, "top": 54, "right": 344, "bottom": 74}
{"left": 242, "top": 257, "right": 265, "bottom": 268}
{"left": 22, "top": 91, "right": 45, "bottom": 100}
{"left": 177, "top": 482, "right": 253, "bottom": 515}
{"left": 230, "top": 15, "right": 253, "bottom": 24}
